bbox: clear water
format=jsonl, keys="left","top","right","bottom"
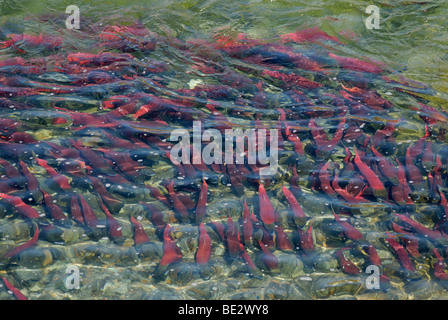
{"left": 0, "top": 0, "right": 447, "bottom": 300}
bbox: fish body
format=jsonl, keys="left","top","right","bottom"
{"left": 195, "top": 222, "right": 211, "bottom": 265}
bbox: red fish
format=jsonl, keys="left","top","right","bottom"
{"left": 430, "top": 155, "right": 443, "bottom": 193}
{"left": 0, "top": 179, "right": 15, "bottom": 194}
{"left": 364, "top": 244, "right": 382, "bottom": 267}
{"left": 284, "top": 125, "right": 305, "bottom": 156}
{"left": 394, "top": 213, "right": 441, "bottom": 240}
{"left": 416, "top": 103, "right": 448, "bottom": 124}
{"left": 333, "top": 211, "right": 364, "bottom": 241}
{"left": 78, "top": 195, "right": 99, "bottom": 229}
{"left": 67, "top": 52, "right": 133, "bottom": 67}
{"left": 0, "top": 193, "right": 40, "bottom": 219}
{"left": 103, "top": 101, "right": 138, "bottom": 122}
{"left": 195, "top": 222, "right": 211, "bottom": 265}
{"left": 190, "top": 145, "right": 211, "bottom": 173}
{"left": 102, "top": 95, "right": 130, "bottom": 109}
{"left": 45, "top": 141, "right": 81, "bottom": 160}
{"left": 146, "top": 185, "right": 170, "bottom": 207}
{"left": 309, "top": 119, "right": 327, "bottom": 148}
{"left": 140, "top": 202, "right": 166, "bottom": 230}
{"left": 275, "top": 225, "right": 293, "bottom": 252}
{"left": 226, "top": 216, "right": 242, "bottom": 258}
{"left": 9, "top": 132, "right": 38, "bottom": 144}
{"left": 130, "top": 216, "right": 150, "bottom": 245}
{"left": 0, "top": 159, "right": 20, "bottom": 179}
{"left": 282, "top": 186, "right": 306, "bottom": 227}
{"left": 166, "top": 181, "right": 189, "bottom": 223}
{"left": 89, "top": 176, "right": 123, "bottom": 211}
{"left": 41, "top": 190, "right": 66, "bottom": 222}
{"left": 342, "top": 85, "right": 392, "bottom": 110}
{"left": 353, "top": 151, "right": 386, "bottom": 198}
{"left": 210, "top": 221, "right": 226, "bottom": 242}
{"left": 70, "top": 195, "right": 84, "bottom": 225}
{"left": 242, "top": 201, "right": 257, "bottom": 247}
{"left": 391, "top": 222, "right": 421, "bottom": 258}
{"left": 331, "top": 174, "right": 366, "bottom": 204}
{"left": 98, "top": 149, "right": 142, "bottom": 179}
{"left": 0, "top": 57, "right": 25, "bottom": 67}
{"left": 18, "top": 161, "right": 39, "bottom": 192}
{"left": 166, "top": 151, "right": 186, "bottom": 179}
{"left": 160, "top": 224, "right": 183, "bottom": 266}
{"left": 281, "top": 27, "right": 341, "bottom": 44}
{"left": 405, "top": 146, "right": 424, "bottom": 188}
{"left": 240, "top": 248, "right": 257, "bottom": 271}
{"left": 195, "top": 178, "right": 208, "bottom": 223}
{"left": 267, "top": 44, "right": 325, "bottom": 73}
{"left": 258, "top": 184, "right": 276, "bottom": 229}
{"left": 1, "top": 33, "right": 62, "bottom": 52}
{"left": 385, "top": 233, "right": 415, "bottom": 272}
{"left": 71, "top": 140, "right": 112, "bottom": 174}
{"left": 421, "top": 141, "right": 434, "bottom": 172}
{"left": 35, "top": 158, "right": 71, "bottom": 190}
{"left": 98, "top": 197, "right": 122, "bottom": 242}
{"left": 289, "top": 164, "right": 302, "bottom": 199}
{"left": 296, "top": 224, "right": 314, "bottom": 254}
{"left": 329, "top": 53, "right": 384, "bottom": 74}
{"left": 370, "top": 147, "right": 399, "bottom": 185}
{"left": 433, "top": 248, "right": 448, "bottom": 280}
{"left": 133, "top": 101, "right": 164, "bottom": 119}
{"left": 436, "top": 192, "right": 448, "bottom": 235}
{"left": 397, "top": 162, "right": 413, "bottom": 205}
{"left": 99, "top": 25, "right": 157, "bottom": 52}
{"left": 317, "top": 118, "right": 346, "bottom": 157}
{"left": 4, "top": 226, "right": 39, "bottom": 259}
{"left": 258, "top": 240, "right": 278, "bottom": 270}
{"left": 336, "top": 246, "right": 361, "bottom": 275}
{"left": 318, "top": 162, "right": 337, "bottom": 198}
{"left": 309, "top": 118, "right": 345, "bottom": 158}
{"left": 226, "top": 164, "right": 245, "bottom": 197}
{"left": 408, "top": 125, "right": 430, "bottom": 158}
{"left": 261, "top": 69, "right": 322, "bottom": 89}
{"left": 1, "top": 277, "right": 27, "bottom": 300}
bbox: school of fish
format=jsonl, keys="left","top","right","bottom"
{"left": 0, "top": 22, "right": 447, "bottom": 300}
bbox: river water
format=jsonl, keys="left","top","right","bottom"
{"left": 0, "top": 0, "right": 447, "bottom": 300}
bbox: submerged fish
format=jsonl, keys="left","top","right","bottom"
{"left": 0, "top": 21, "right": 447, "bottom": 300}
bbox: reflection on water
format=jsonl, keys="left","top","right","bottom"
{"left": 0, "top": 0, "right": 447, "bottom": 300}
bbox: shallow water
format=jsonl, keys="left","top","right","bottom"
{"left": 0, "top": 0, "right": 447, "bottom": 300}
